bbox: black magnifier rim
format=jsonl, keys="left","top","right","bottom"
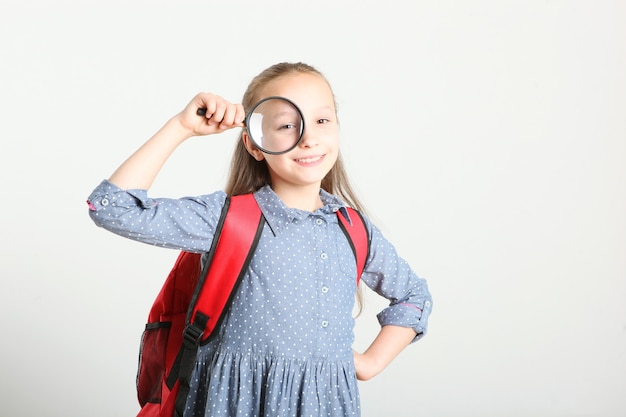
{"left": 244, "top": 96, "right": 305, "bottom": 155}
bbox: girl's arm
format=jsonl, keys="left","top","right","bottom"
{"left": 352, "top": 216, "right": 433, "bottom": 381}
{"left": 353, "top": 325, "right": 417, "bottom": 381}
{"left": 108, "top": 93, "right": 245, "bottom": 190}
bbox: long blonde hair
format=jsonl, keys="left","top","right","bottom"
{"left": 225, "top": 62, "right": 364, "bottom": 213}
{"left": 225, "top": 62, "right": 366, "bottom": 313}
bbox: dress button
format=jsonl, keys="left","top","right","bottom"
{"left": 320, "top": 253, "right": 328, "bottom": 260}
{"left": 424, "top": 301, "right": 431, "bottom": 308}
{"left": 315, "top": 218, "right": 323, "bottom": 225}
{"left": 101, "top": 198, "right": 110, "bottom": 206}
{"left": 321, "top": 286, "right": 329, "bottom": 293}
{"left": 321, "top": 320, "right": 329, "bottom": 328}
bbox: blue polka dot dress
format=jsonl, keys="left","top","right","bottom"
{"left": 87, "top": 181, "right": 432, "bottom": 417}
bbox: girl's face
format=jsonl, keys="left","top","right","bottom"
{"left": 244, "top": 72, "right": 339, "bottom": 194}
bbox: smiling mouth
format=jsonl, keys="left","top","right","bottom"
{"left": 294, "top": 155, "right": 324, "bottom": 163}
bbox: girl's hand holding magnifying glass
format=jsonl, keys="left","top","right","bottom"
{"left": 178, "top": 92, "right": 245, "bottom": 137}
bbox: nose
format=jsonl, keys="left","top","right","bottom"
{"left": 298, "top": 121, "right": 318, "bottom": 148}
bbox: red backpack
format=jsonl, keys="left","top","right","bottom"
{"left": 135, "top": 193, "right": 369, "bottom": 417}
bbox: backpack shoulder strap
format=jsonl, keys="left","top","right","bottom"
{"left": 337, "top": 207, "right": 370, "bottom": 284}
{"left": 170, "top": 194, "right": 264, "bottom": 416}
{"left": 187, "top": 193, "right": 265, "bottom": 344}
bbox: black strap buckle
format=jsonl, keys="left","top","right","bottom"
{"left": 182, "top": 323, "right": 204, "bottom": 349}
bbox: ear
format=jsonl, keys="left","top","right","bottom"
{"left": 242, "top": 131, "right": 265, "bottom": 161}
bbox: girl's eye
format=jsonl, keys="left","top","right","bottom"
{"left": 279, "top": 123, "right": 297, "bottom": 130}
{"left": 317, "top": 118, "right": 330, "bottom": 124}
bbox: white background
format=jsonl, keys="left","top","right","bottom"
{"left": 1, "top": 1, "right": 624, "bottom": 416}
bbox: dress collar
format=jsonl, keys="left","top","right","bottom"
{"left": 252, "top": 185, "right": 352, "bottom": 236}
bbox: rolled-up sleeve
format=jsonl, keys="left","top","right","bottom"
{"left": 86, "top": 179, "right": 226, "bottom": 253}
{"left": 360, "top": 219, "right": 433, "bottom": 343}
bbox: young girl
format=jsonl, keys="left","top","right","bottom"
{"left": 87, "top": 62, "right": 432, "bottom": 417}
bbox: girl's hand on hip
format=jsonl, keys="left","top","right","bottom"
{"left": 353, "top": 350, "right": 381, "bottom": 381}
{"left": 177, "top": 92, "right": 245, "bottom": 137}
{"left": 353, "top": 325, "right": 417, "bottom": 381}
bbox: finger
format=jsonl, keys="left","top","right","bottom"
{"left": 208, "top": 101, "right": 228, "bottom": 125}
{"left": 197, "top": 95, "right": 218, "bottom": 120}
{"left": 235, "top": 103, "right": 246, "bottom": 125}
{"left": 218, "top": 103, "right": 244, "bottom": 127}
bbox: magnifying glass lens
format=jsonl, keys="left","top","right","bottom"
{"left": 247, "top": 97, "right": 304, "bottom": 154}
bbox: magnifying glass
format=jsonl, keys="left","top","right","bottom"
{"left": 197, "top": 96, "right": 305, "bottom": 155}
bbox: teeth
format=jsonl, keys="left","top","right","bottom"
{"left": 296, "top": 156, "right": 322, "bottom": 163}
